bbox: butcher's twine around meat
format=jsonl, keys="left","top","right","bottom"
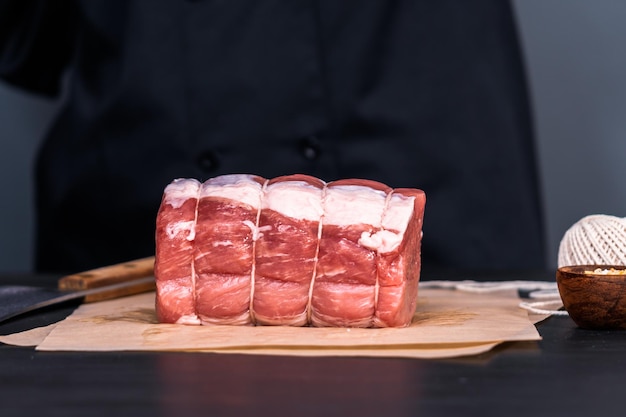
{"left": 558, "top": 214, "right": 626, "bottom": 268}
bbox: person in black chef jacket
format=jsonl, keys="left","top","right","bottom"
{"left": 0, "top": 0, "right": 546, "bottom": 274}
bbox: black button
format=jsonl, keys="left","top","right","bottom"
{"left": 300, "top": 135, "right": 322, "bottom": 160}
{"left": 196, "top": 150, "right": 219, "bottom": 172}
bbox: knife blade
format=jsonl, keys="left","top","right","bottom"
{"left": 0, "top": 257, "right": 155, "bottom": 324}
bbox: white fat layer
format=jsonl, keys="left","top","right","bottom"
{"left": 242, "top": 220, "right": 257, "bottom": 236}
{"left": 358, "top": 193, "right": 415, "bottom": 253}
{"left": 382, "top": 194, "right": 415, "bottom": 232}
{"left": 164, "top": 178, "right": 201, "bottom": 209}
{"left": 166, "top": 220, "right": 196, "bottom": 241}
{"left": 200, "top": 174, "right": 263, "bottom": 208}
{"left": 176, "top": 314, "right": 202, "bottom": 325}
{"left": 358, "top": 230, "right": 402, "bottom": 253}
{"left": 263, "top": 181, "right": 323, "bottom": 221}
{"left": 242, "top": 219, "right": 272, "bottom": 241}
{"left": 323, "top": 185, "right": 386, "bottom": 226}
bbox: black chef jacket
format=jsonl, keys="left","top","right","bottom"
{"left": 0, "top": 0, "right": 546, "bottom": 273}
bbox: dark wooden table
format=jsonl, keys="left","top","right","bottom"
{"left": 2, "top": 270, "right": 625, "bottom": 417}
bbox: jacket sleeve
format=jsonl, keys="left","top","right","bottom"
{"left": 0, "top": 0, "right": 78, "bottom": 97}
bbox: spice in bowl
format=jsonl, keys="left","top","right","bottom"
{"left": 584, "top": 268, "right": 626, "bottom": 275}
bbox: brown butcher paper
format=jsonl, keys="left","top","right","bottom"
{"left": 0, "top": 287, "right": 545, "bottom": 359}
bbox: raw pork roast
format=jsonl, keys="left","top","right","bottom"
{"left": 154, "top": 174, "right": 426, "bottom": 327}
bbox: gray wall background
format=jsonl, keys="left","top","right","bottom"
{"left": 1, "top": 1, "right": 625, "bottom": 273}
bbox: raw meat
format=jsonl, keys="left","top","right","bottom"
{"left": 193, "top": 174, "right": 265, "bottom": 325}
{"left": 154, "top": 178, "right": 202, "bottom": 325}
{"left": 311, "top": 179, "right": 390, "bottom": 327}
{"left": 373, "top": 188, "right": 426, "bottom": 327}
{"left": 154, "top": 174, "right": 425, "bottom": 327}
{"left": 253, "top": 174, "right": 325, "bottom": 326}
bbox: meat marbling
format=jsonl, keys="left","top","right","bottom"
{"left": 155, "top": 174, "right": 425, "bottom": 327}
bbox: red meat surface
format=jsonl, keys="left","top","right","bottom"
{"left": 154, "top": 174, "right": 425, "bottom": 328}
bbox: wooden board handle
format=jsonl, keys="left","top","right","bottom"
{"left": 58, "top": 256, "right": 155, "bottom": 303}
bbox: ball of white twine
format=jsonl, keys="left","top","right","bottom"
{"left": 558, "top": 214, "right": 626, "bottom": 268}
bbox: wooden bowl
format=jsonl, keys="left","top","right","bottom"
{"left": 556, "top": 265, "right": 626, "bottom": 330}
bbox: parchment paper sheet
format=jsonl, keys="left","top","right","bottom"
{"left": 0, "top": 286, "right": 546, "bottom": 359}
